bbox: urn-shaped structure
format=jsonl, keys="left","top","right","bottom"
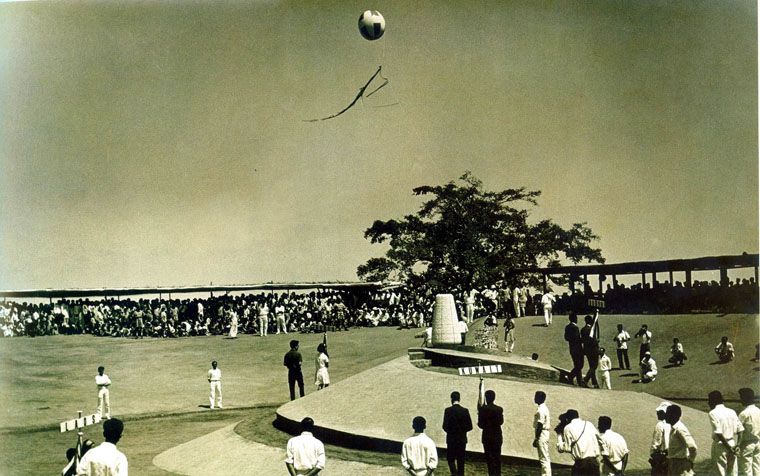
{"left": 431, "top": 293, "right": 461, "bottom": 346}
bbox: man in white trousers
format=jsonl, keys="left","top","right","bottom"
{"left": 208, "top": 360, "right": 222, "bottom": 409}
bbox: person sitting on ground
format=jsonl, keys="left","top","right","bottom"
{"left": 669, "top": 338, "right": 687, "bottom": 366}
{"left": 638, "top": 351, "right": 658, "bottom": 383}
{"left": 715, "top": 336, "right": 735, "bottom": 363}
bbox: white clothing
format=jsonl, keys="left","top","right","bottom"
{"left": 599, "top": 354, "right": 612, "bottom": 389}
{"left": 315, "top": 353, "right": 329, "bottom": 386}
{"left": 639, "top": 330, "right": 652, "bottom": 345}
{"left": 208, "top": 368, "right": 222, "bottom": 408}
{"left": 614, "top": 330, "right": 631, "bottom": 350}
{"left": 534, "top": 403, "right": 552, "bottom": 476}
{"left": 76, "top": 442, "right": 128, "bottom": 476}
{"left": 96, "top": 374, "right": 111, "bottom": 419}
{"left": 285, "top": 431, "right": 325, "bottom": 474}
{"left": 710, "top": 404, "right": 743, "bottom": 476}
{"left": 668, "top": 420, "right": 697, "bottom": 460}
{"left": 401, "top": 432, "right": 438, "bottom": 476}
{"left": 651, "top": 420, "right": 671, "bottom": 454}
{"left": 599, "top": 429, "right": 629, "bottom": 474}
{"left": 541, "top": 293, "right": 555, "bottom": 325}
{"left": 739, "top": 405, "right": 760, "bottom": 476}
{"left": 558, "top": 418, "right": 600, "bottom": 460}
{"left": 228, "top": 311, "right": 238, "bottom": 338}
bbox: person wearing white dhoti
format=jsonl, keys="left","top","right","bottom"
{"left": 315, "top": 344, "right": 330, "bottom": 389}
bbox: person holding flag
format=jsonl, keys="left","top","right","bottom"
{"left": 477, "top": 383, "right": 504, "bottom": 476}
{"left": 581, "top": 312, "right": 600, "bottom": 388}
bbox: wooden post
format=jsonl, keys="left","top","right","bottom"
{"left": 755, "top": 266, "right": 758, "bottom": 283}
{"left": 669, "top": 270, "right": 674, "bottom": 285}
{"left": 542, "top": 274, "right": 548, "bottom": 294}
{"left": 685, "top": 270, "right": 692, "bottom": 288}
{"left": 641, "top": 273, "right": 646, "bottom": 286}
{"left": 598, "top": 275, "right": 604, "bottom": 293}
{"left": 569, "top": 275, "right": 575, "bottom": 294}
{"left": 651, "top": 272, "right": 656, "bottom": 286}
{"left": 719, "top": 268, "right": 728, "bottom": 286}
{"left": 612, "top": 275, "right": 618, "bottom": 289}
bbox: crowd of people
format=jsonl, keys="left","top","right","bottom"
{"left": 0, "top": 288, "right": 436, "bottom": 339}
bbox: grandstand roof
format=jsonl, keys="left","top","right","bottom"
{"left": 0, "top": 281, "right": 404, "bottom": 299}
{"left": 517, "top": 253, "right": 759, "bottom": 276}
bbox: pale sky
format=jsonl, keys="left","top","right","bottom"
{"left": 0, "top": 0, "right": 757, "bottom": 289}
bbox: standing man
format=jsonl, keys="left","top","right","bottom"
{"left": 401, "top": 416, "right": 438, "bottom": 476}
{"left": 258, "top": 302, "right": 269, "bottom": 337}
{"left": 285, "top": 417, "right": 325, "bottom": 476}
{"left": 442, "top": 391, "right": 473, "bottom": 476}
{"left": 208, "top": 360, "right": 222, "bottom": 409}
{"left": 613, "top": 324, "right": 631, "bottom": 370}
{"left": 284, "top": 340, "right": 305, "bottom": 401}
{"left": 76, "top": 418, "right": 127, "bottom": 475}
{"left": 95, "top": 366, "right": 111, "bottom": 420}
{"left": 556, "top": 409, "right": 601, "bottom": 476}
{"left": 708, "top": 390, "right": 743, "bottom": 476}
{"left": 275, "top": 301, "right": 288, "bottom": 334}
{"left": 635, "top": 324, "right": 653, "bottom": 362}
{"left": 519, "top": 285, "right": 529, "bottom": 317}
{"left": 533, "top": 391, "right": 552, "bottom": 476}
{"left": 666, "top": 404, "right": 697, "bottom": 476}
{"left": 504, "top": 314, "right": 516, "bottom": 353}
{"left": 598, "top": 347, "right": 613, "bottom": 390}
{"left": 650, "top": 402, "right": 672, "bottom": 476}
{"left": 512, "top": 284, "right": 522, "bottom": 318}
{"left": 598, "top": 416, "right": 629, "bottom": 476}
{"left": 541, "top": 290, "right": 556, "bottom": 326}
{"left": 478, "top": 389, "right": 504, "bottom": 476}
{"left": 581, "top": 314, "right": 600, "bottom": 388}
{"left": 737, "top": 387, "right": 760, "bottom": 476}
{"left": 564, "top": 313, "right": 585, "bottom": 386}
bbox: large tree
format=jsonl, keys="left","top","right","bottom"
{"left": 357, "top": 172, "right": 604, "bottom": 290}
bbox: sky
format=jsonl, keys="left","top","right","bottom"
{"left": 0, "top": 0, "right": 757, "bottom": 290}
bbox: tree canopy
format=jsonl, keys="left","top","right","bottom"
{"left": 357, "top": 172, "right": 604, "bottom": 290}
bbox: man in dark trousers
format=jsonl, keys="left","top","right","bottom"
{"left": 283, "top": 339, "right": 305, "bottom": 400}
{"left": 477, "top": 389, "right": 504, "bottom": 476}
{"left": 442, "top": 391, "right": 473, "bottom": 476}
{"left": 581, "top": 314, "right": 600, "bottom": 388}
{"left": 564, "top": 313, "right": 585, "bottom": 386}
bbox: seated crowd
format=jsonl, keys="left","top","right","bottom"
{"left": 0, "top": 288, "right": 435, "bottom": 338}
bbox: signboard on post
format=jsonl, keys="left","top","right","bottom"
{"left": 458, "top": 364, "right": 502, "bottom": 376}
{"left": 59, "top": 411, "right": 101, "bottom": 433}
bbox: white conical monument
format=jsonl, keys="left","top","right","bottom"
{"left": 431, "top": 293, "right": 461, "bottom": 346}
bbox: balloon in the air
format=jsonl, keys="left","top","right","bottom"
{"left": 358, "top": 10, "right": 385, "bottom": 41}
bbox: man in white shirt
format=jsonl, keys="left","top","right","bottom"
{"left": 737, "top": 387, "right": 760, "bottom": 476}
{"left": 540, "top": 291, "right": 556, "bottom": 326}
{"left": 666, "top": 404, "right": 697, "bottom": 476}
{"left": 708, "top": 390, "right": 743, "bottom": 476}
{"left": 208, "top": 360, "right": 222, "bottom": 409}
{"left": 512, "top": 285, "right": 522, "bottom": 318}
{"left": 76, "top": 418, "right": 128, "bottom": 475}
{"left": 715, "top": 336, "right": 735, "bottom": 363}
{"left": 639, "top": 352, "right": 657, "bottom": 383}
{"left": 597, "top": 416, "right": 629, "bottom": 476}
{"left": 258, "top": 303, "right": 269, "bottom": 337}
{"left": 650, "top": 401, "right": 672, "bottom": 476}
{"left": 556, "top": 409, "right": 600, "bottom": 475}
{"left": 598, "top": 348, "right": 613, "bottom": 390}
{"left": 613, "top": 324, "right": 631, "bottom": 370}
{"left": 634, "top": 324, "right": 652, "bottom": 362}
{"left": 401, "top": 416, "right": 438, "bottom": 476}
{"left": 285, "top": 417, "right": 325, "bottom": 476}
{"left": 95, "top": 366, "right": 111, "bottom": 419}
{"left": 533, "top": 391, "right": 552, "bottom": 476}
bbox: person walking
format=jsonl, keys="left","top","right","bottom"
{"left": 478, "top": 389, "right": 504, "bottom": 476}
{"left": 442, "top": 391, "right": 473, "bottom": 476}
{"left": 708, "top": 390, "right": 743, "bottom": 476}
{"left": 75, "top": 418, "right": 127, "bottom": 476}
{"left": 613, "top": 324, "right": 631, "bottom": 370}
{"left": 402, "top": 416, "right": 438, "bottom": 476}
{"left": 541, "top": 290, "right": 556, "bottom": 326}
{"left": 258, "top": 302, "right": 269, "bottom": 337}
{"left": 314, "top": 343, "right": 330, "bottom": 390}
{"left": 285, "top": 417, "right": 325, "bottom": 476}
{"left": 598, "top": 416, "right": 629, "bottom": 476}
{"left": 556, "top": 409, "right": 601, "bottom": 476}
{"left": 564, "top": 313, "right": 585, "bottom": 386}
{"left": 228, "top": 307, "right": 238, "bottom": 338}
{"left": 737, "top": 387, "right": 760, "bottom": 476}
{"left": 666, "top": 404, "right": 697, "bottom": 476}
{"left": 95, "top": 366, "right": 111, "bottom": 420}
{"left": 581, "top": 314, "right": 600, "bottom": 388}
{"left": 532, "top": 391, "right": 552, "bottom": 476}
{"left": 284, "top": 340, "right": 305, "bottom": 400}
{"left": 208, "top": 360, "right": 222, "bottom": 409}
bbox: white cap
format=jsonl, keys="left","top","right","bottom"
{"left": 656, "top": 401, "right": 673, "bottom": 413}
